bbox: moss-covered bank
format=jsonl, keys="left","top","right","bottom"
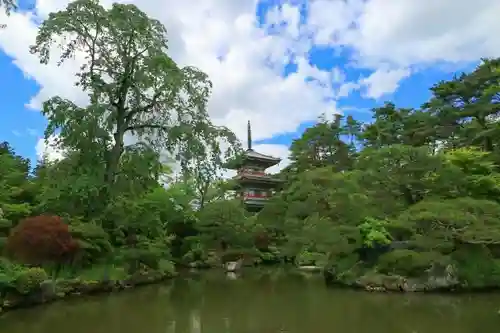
{"left": 324, "top": 246, "right": 500, "bottom": 293}
{"left": 0, "top": 268, "right": 175, "bottom": 315}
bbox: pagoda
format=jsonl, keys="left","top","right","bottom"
{"left": 230, "top": 121, "right": 283, "bottom": 211}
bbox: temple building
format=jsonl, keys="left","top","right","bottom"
{"left": 229, "top": 121, "right": 283, "bottom": 211}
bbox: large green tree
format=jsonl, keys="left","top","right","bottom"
{"left": 289, "top": 114, "right": 353, "bottom": 173}
{"left": 30, "top": 0, "right": 237, "bottom": 199}
{"left": 0, "top": 142, "right": 32, "bottom": 223}
{"left": 424, "top": 58, "right": 500, "bottom": 152}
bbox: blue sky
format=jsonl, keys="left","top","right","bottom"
{"left": 0, "top": 0, "right": 479, "bottom": 164}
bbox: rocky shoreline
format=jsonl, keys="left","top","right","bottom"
{"left": 0, "top": 270, "right": 174, "bottom": 315}
{"left": 323, "top": 263, "right": 500, "bottom": 293}
{"left": 3, "top": 261, "right": 497, "bottom": 316}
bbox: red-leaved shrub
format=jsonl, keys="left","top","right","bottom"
{"left": 5, "top": 215, "right": 79, "bottom": 265}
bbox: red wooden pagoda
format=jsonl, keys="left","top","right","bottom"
{"left": 230, "top": 121, "right": 283, "bottom": 211}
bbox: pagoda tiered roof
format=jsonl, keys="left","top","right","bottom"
{"left": 228, "top": 120, "right": 282, "bottom": 169}
{"left": 230, "top": 148, "right": 281, "bottom": 169}
{"left": 233, "top": 171, "right": 284, "bottom": 186}
{"left": 228, "top": 120, "right": 283, "bottom": 211}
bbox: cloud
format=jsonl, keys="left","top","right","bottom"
{"left": 307, "top": 0, "right": 500, "bottom": 97}
{"left": 309, "top": 0, "right": 500, "bottom": 66}
{"left": 2, "top": 0, "right": 500, "bottom": 171}
{"left": 35, "top": 135, "right": 65, "bottom": 161}
{"left": 0, "top": 0, "right": 338, "bottom": 145}
{"left": 254, "top": 143, "right": 291, "bottom": 174}
{"left": 360, "top": 67, "right": 411, "bottom": 99}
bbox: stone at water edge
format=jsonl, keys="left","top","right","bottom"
{"left": 297, "top": 266, "right": 322, "bottom": 272}
{"left": 225, "top": 260, "right": 243, "bottom": 272}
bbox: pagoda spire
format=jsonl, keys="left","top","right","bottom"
{"left": 247, "top": 120, "right": 252, "bottom": 150}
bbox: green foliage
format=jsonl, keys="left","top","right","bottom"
{"left": 444, "top": 147, "right": 500, "bottom": 199}
{"left": 75, "top": 264, "right": 129, "bottom": 282}
{"left": 1, "top": 2, "right": 500, "bottom": 294}
{"left": 393, "top": 198, "right": 500, "bottom": 251}
{"left": 0, "top": 259, "right": 48, "bottom": 295}
{"left": 377, "top": 250, "right": 446, "bottom": 277}
{"left": 69, "top": 221, "right": 112, "bottom": 266}
{"left": 14, "top": 267, "right": 48, "bottom": 295}
{"left": 196, "top": 199, "right": 252, "bottom": 248}
{"left": 289, "top": 115, "right": 354, "bottom": 173}
{"left": 451, "top": 245, "right": 500, "bottom": 288}
{"left": 0, "top": 142, "right": 33, "bottom": 223}
{"left": 359, "top": 217, "right": 392, "bottom": 248}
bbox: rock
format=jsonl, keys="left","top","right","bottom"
{"left": 297, "top": 265, "right": 322, "bottom": 272}
{"left": 40, "top": 280, "right": 57, "bottom": 300}
{"left": 352, "top": 264, "right": 459, "bottom": 293}
{"left": 225, "top": 260, "right": 243, "bottom": 272}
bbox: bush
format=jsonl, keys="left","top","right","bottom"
{"left": 324, "top": 252, "right": 361, "bottom": 284}
{"left": 5, "top": 215, "right": 79, "bottom": 266}
{"left": 69, "top": 222, "right": 112, "bottom": 266}
{"left": 451, "top": 244, "right": 500, "bottom": 288}
{"left": 196, "top": 200, "right": 251, "bottom": 248}
{"left": 359, "top": 217, "right": 392, "bottom": 248}
{"left": 14, "top": 267, "right": 48, "bottom": 294}
{"left": 0, "top": 258, "right": 21, "bottom": 295}
{"left": 0, "top": 217, "right": 12, "bottom": 252}
{"left": 391, "top": 198, "right": 500, "bottom": 255}
{"left": 295, "top": 250, "right": 327, "bottom": 267}
{"left": 0, "top": 259, "right": 48, "bottom": 295}
{"left": 377, "top": 249, "right": 445, "bottom": 277}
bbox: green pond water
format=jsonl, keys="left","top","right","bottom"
{"left": 1, "top": 268, "right": 500, "bottom": 333}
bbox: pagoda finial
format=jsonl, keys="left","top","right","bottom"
{"left": 247, "top": 120, "right": 252, "bottom": 150}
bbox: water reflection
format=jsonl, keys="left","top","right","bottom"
{"left": 1, "top": 269, "right": 499, "bottom": 333}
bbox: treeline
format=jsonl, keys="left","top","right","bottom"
{"left": 266, "top": 57, "right": 500, "bottom": 290}
{"left": 1, "top": 0, "right": 500, "bottom": 296}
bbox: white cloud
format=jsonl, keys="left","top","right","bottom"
{"left": 2, "top": 0, "right": 500, "bottom": 170}
{"left": 308, "top": 0, "right": 500, "bottom": 97}
{"left": 360, "top": 68, "right": 411, "bottom": 99}
{"left": 310, "top": 0, "right": 500, "bottom": 64}
{"left": 35, "top": 134, "right": 65, "bottom": 161}
{"left": 0, "top": 0, "right": 337, "bottom": 145}
{"left": 255, "top": 143, "right": 291, "bottom": 174}
{"left": 347, "top": 0, "right": 500, "bottom": 66}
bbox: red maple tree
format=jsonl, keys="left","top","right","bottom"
{"left": 5, "top": 215, "right": 79, "bottom": 265}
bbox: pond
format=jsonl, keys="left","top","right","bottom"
{"left": 1, "top": 268, "right": 500, "bottom": 333}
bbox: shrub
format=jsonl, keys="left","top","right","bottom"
{"left": 14, "top": 267, "right": 48, "bottom": 294}
{"left": 0, "top": 259, "right": 49, "bottom": 295}
{"left": 377, "top": 249, "right": 445, "bottom": 277}
{"left": 5, "top": 215, "right": 79, "bottom": 266}
{"left": 0, "top": 217, "right": 12, "bottom": 253}
{"left": 451, "top": 244, "right": 500, "bottom": 288}
{"left": 69, "top": 222, "right": 112, "bottom": 266}
{"left": 359, "top": 217, "right": 392, "bottom": 248}
{"left": 0, "top": 258, "right": 22, "bottom": 295}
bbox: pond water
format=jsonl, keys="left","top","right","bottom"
{"left": 1, "top": 268, "right": 500, "bottom": 333}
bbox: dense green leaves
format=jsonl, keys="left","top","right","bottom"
{"left": 2, "top": 0, "right": 500, "bottom": 292}
{"left": 289, "top": 115, "right": 353, "bottom": 173}
{"left": 30, "top": 0, "right": 238, "bottom": 199}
